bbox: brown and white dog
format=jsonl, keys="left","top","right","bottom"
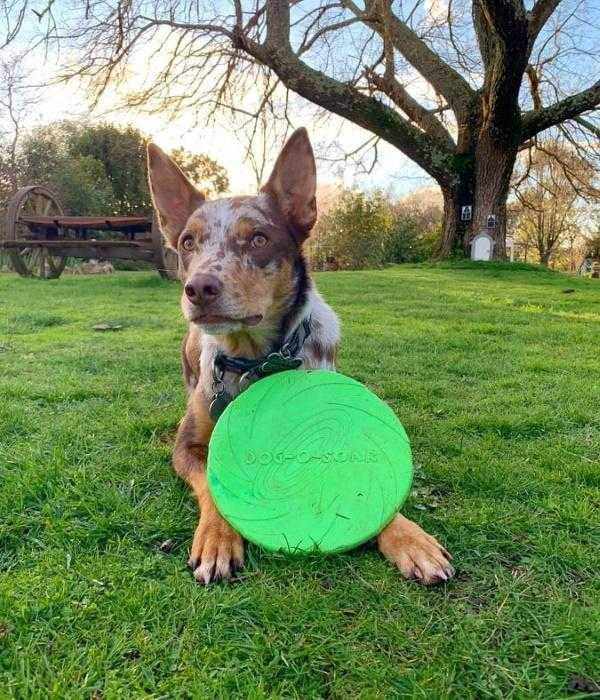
{"left": 147, "top": 128, "right": 454, "bottom": 586}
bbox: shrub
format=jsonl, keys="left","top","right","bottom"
{"left": 308, "top": 188, "right": 442, "bottom": 269}
{"left": 309, "top": 190, "right": 393, "bottom": 270}
{"left": 382, "top": 217, "right": 441, "bottom": 263}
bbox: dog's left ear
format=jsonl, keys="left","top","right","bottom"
{"left": 261, "top": 128, "right": 317, "bottom": 242}
{"left": 147, "top": 143, "right": 205, "bottom": 249}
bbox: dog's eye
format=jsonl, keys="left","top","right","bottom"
{"left": 181, "top": 235, "right": 195, "bottom": 251}
{"left": 251, "top": 233, "right": 268, "bottom": 248}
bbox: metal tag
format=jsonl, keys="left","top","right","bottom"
{"left": 209, "top": 390, "right": 233, "bottom": 421}
{"left": 260, "top": 352, "right": 302, "bottom": 376}
{"left": 238, "top": 371, "right": 256, "bottom": 392}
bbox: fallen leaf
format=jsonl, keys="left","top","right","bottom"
{"left": 159, "top": 539, "right": 175, "bottom": 554}
{"left": 93, "top": 323, "right": 123, "bottom": 331}
{"left": 123, "top": 649, "right": 141, "bottom": 661}
{"left": 567, "top": 675, "right": 600, "bottom": 694}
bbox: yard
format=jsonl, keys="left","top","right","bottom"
{"left": 0, "top": 264, "right": 598, "bottom": 698}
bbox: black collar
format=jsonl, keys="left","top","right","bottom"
{"left": 209, "top": 316, "right": 312, "bottom": 421}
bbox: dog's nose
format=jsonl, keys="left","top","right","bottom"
{"left": 184, "top": 274, "right": 223, "bottom": 305}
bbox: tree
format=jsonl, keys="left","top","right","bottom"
{"left": 310, "top": 190, "right": 394, "bottom": 269}
{"left": 0, "top": 53, "right": 38, "bottom": 202}
{"left": 511, "top": 142, "right": 599, "bottom": 266}
{"left": 308, "top": 188, "right": 439, "bottom": 268}
{"left": 67, "top": 124, "right": 229, "bottom": 213}
{"left": 1, "top": 120, "right": 229, "bottom": 215}
{"left": 68, "top": 123, "right": 153, "bottom": 215}
{"left": 11, "top": 121, "right": 114, "bottom": 215}
{"left": 390, "top": 187, "right": 443, "bottom": 261}
{"left": 170, "top": 148, "right": 229, "bottom": 197}
{"left": 4, "top": 0, "right": 599, "bottom": 258}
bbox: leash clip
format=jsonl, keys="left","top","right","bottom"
{"left": 260, "top": 352, "right": 302, "bottom": 375}
{"left": 210, "top": 355, "right": 231, "bottom": 421}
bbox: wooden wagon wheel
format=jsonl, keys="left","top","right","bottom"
{"left": 6, "top": 186, "right": 67, "bottom": 279}
{"left": 151, "top": 215, "right": 179, "bottom": 280}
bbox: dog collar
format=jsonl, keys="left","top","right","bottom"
{"left": 209, "top": 316, "right": 312, "bottom": 421}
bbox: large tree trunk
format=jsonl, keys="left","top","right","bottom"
{"left": 471, "top": 133, "right": 517, "bottom": 259}
{"left": 437, "top": 133, "right": 517, "bottom": 260}
{"left": 439, "top": 155, "right": 475, "bottom": 257}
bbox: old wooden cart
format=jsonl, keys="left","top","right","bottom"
{"left": 1, "top": 186, "right": 178, "bottom": 279}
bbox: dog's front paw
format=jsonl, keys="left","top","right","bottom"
{"left": 188, "top": 511, "right": 244, "bottom": 585}
{"left": 377, "top": 514, "right": 454, "bottom": 586}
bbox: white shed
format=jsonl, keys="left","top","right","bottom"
{"left": 470, "top": 231, "right": 495, "bottom": 261}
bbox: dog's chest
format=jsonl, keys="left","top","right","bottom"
{"left": 195, "top": 288, "right": 340, "bottom": 410}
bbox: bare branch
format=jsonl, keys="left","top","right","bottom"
{"left": 365, "top": 69, "right": 455, "bottom": 148}
{"left": 573, "top": 116, "right": 600, "bottom": 140}
{"left": 341, "top": 0, "right": 474, "bottom": 118}
{"left": 298, "top": 16, "right": 361, "bottom": 55}
{"left": 1, "top": 0, "right": 27, "bottom": 48}
{"left": 528, "top": 0, "right": 562, "bottom": 40}
{"left": 521, "top": 80, "right": 600, "bottom": 140}
{"left": 239, "top": 0, "right": 455, "bottom": 184}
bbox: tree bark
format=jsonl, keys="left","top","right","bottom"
{"left": 439, "top": 170, "right": 474, "bottom": 257}
{"left": 471, "top": 134, "right": 517, "bottom": 259}
{"left": 438, "top": 133, "right": 517, "bottom": 259}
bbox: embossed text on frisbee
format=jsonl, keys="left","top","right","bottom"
{"left": 244, "top": 450, "right": 380, "bottom": 465}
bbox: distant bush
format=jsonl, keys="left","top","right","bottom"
{"left": 308, "top": 190, "right": 391, "bottom": 269}
{"left": 2, "top": 120, "right": 229, "bottom": 217}
{"left": 308, "top": 188, "right": 442, "bottom": 270}
{"left": 382, "top": 217, "right": 441, "bottom": 264}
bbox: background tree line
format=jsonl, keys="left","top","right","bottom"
{"left": 0, "top": 120, "right": 229, "bottom": 218}
{"left": 307, "top": 187, "right": 443, "bottom": 270}
{"left": 4, "top": 0, "right": 598, "bottom": 260}
{"left": 308, "top": 138, "right": 599, "bottom": 272}
{"left": 0, "top": 117, "right": 597, "bottom": 273}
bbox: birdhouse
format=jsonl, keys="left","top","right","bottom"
{"left": 470, "top": 231, "right": 495, "bottom": 261}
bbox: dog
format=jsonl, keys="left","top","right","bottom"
{"left": 147, "top": 128, "right": 454, "bottom": 585}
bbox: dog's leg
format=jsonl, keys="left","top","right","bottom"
{"left": 181, "top": 328, "right": 201, "bottom": 395}
{"left": 173, "top": 402, "right": 244, "bottom": 584}
{"left": 377, "top": 514, "right": 454, "bottom": 586}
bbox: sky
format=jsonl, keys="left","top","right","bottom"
{"left": 3, "top": 4, "right": 437, "bottom": 198}
{"left": 38, "top": 87, "right": 434, "bottom": 197}
{"left": 8, "top": 0, "right": 596, "bottom": 199}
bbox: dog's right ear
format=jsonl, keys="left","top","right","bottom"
{"left": 147, "top": 143, "right": 205, "bottom": 249}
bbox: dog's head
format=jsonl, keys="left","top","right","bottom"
{"left": 147, "top": 129, "right": 316, "bottom": 336}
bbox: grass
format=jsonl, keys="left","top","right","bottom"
{"left": 0, "top": 264, "right": 599, "bottom": 699}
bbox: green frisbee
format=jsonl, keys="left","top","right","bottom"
{"left": 207, "top": 370, "right": 412, "bottom": 554}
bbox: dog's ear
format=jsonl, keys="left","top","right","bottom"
{"left": 147, "top": 143, "right": 205, "bottom": 249}
{"left": 261, "top": 128, "right": 317, "bottom": 242}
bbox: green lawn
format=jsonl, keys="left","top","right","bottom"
{"left": 1, "top": 264, "right": 599, "bottom": 699}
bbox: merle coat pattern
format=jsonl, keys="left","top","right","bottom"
{"left": 147, "top": 129, "right": 454, "bottom": 585}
